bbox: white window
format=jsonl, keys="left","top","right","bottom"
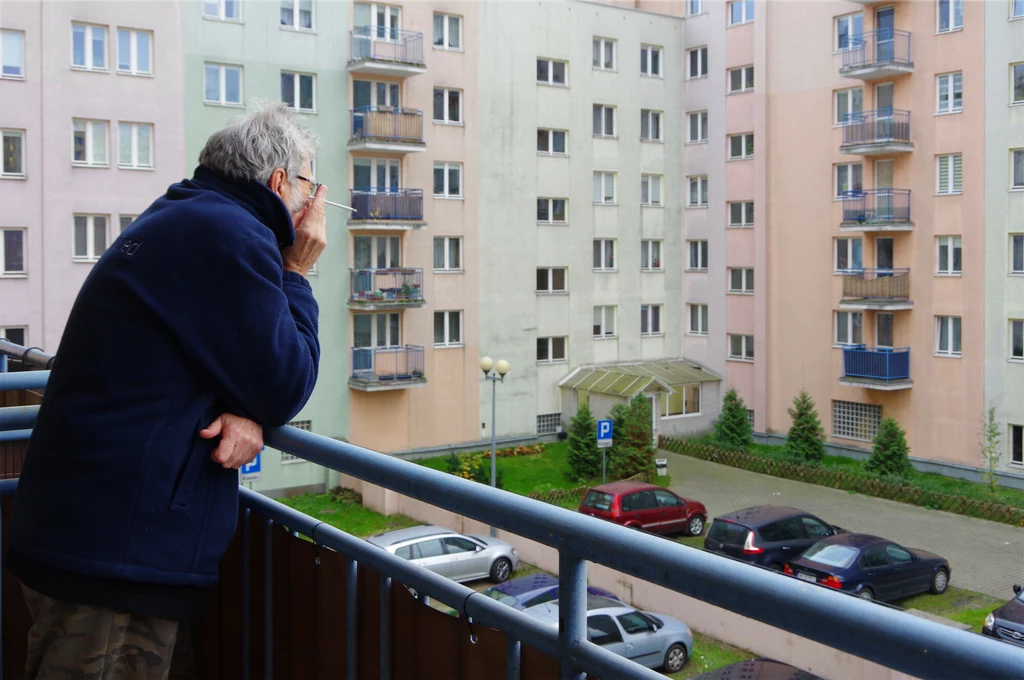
{"left": 537, "top": 198, "right": 568, "bottom": 224}
{"left": 938, "top": 0, "right": 963, "bottom": 33}
{"left": 664, "top": 384, "right": 701, "bottom": 417}
{"left": 1015, "top": 0, "right": 1024, "bottom": 19}
{"left": 73, "top": 214, "right": 108, "bottom": 262}
{"left": 280, "top": 0, "right": 313, "bottom": 29}
{"left": 1, "top": 29, "right": 25, "bottom": 78}
{"left": 117, "top": 28, "right": 151, "bottom": 76}
{"left": 729, "top": 334, "right": 754, "bottom": 361}
{"left": 688, "top": 304, "right": 709, "bottom": 336}
{"left": 593, "top": 104, "right": 616, "bottom": 137}
{"left": 537, "top": 337, "right": 567, "bottom": 363}
{"left": 537, "top": 128, "right": 567, "bottom": 155}
{"left": 203, "top": 0, "right": 241, "bottom": 21}
{"left": 1011, "top": 320, "right": 1024, "bottom": 360}
{"left": 2, "top": 130, "right": 25, "bottom": 178}
{"left": 641, "top": 174, "right": 662, "bottom": 206}
{"left": 729, "top": 268, "right": 754, "bottom": 293}
{"left": 835, "top": 87, "right": 863, "bottom": 125}
{"left": 688, "top": 176, "right": 708, "bottom": 207}
{"left": 433, "top": 162, "right": 462, "bottom": 197}
{"left": 835, "top": 311, "right": 863, "bottom": 345}
{"left": 1, "top": 228, "right": 25, "bottom": 275}
{"left": 728, "top": 66, "right": 754, "bottom": 93}
{"left": 835, "top": 237, "right": 863, "bottom": 271}
{"left": 592, "top": 37, "right": 616, "bottom": 71}
{"left": 1012, "top": 234, "right": 1024, "bottom": 273}
{"left": 688, "top": 111, "right": 708, "bottom": 143}
{"left": 593, "top": 172, "right": 616, "bottom": 204}
{"left": 832, "top": 400, "right": 881, "bottom": 441}
{"left": 433, "top": 87, "right": 461, "bottom": 123}
{"left": 1011, "top": 425, "right": 1024, "bottom": 466}
{"left": 72, "top": 23, "right": 106, "bottom": 71}
{"left": 835, "top": 162, "right": 863, "bottom": 198}
{"left": 936, "top": 73, "right": 963, "bottom": 113}
{"left": 593, "top": 239, "right": 616, "bottom": 271}
{"left": 640, "top": 45, "right": 662, "bottom": 77}
{"left": 433, "top": 13, "right": 461, "bottom": 49}
{"left": 688, "top": 46, "right": 708, "bottom": 79}
{"left": 936, "top": 315, "right": 962, "bottom": 356}
{"left": 72, "top": 119, "right": 109, "bottom": 167}
{"left": 117, "top": 123, "right": 153, "bottom": 170}
{"left": 836, "top": 12, "right": 863, "bottom": 51}
{"left": 729, "top": 133, "right": 754, "bottom": 160}
{"left": 536, "top": 267, "right": 567, "bottom": 293}
{"left": 433, "top": 311, "right": 462, "bottom": 347}
{"left": 640, "top": 110, "right": 662, "bottom": 142}
{"left": 729, "top": 0, "right": 754, "bottom": 25}
{"left": 936, "top": 154, "right": 963, "bottom": 194}
{"left": 729, "top": 202, "right": 754, "bottom": 227}
{"left": 433, "top": 236, "right": 461, "bottom": 271}
{"left": 1013, "top": 149, "right": 1024, "bottom": 189}
{"left": 537, "top": 413, "right": 561, "bottom": 435}
{"left": 688, "top": 240, "right": 708, "bottom": 271}
{"left": 204, "top": 63, "right": 243, "bottom": 105}
{"left": 1, "top": 327, "right": 26, "bottom": 346}
{"left": 281, "top": 72, "right": 315, "bottom": 112}
{"left": 689, "top": 0, "right": 703, "bottom": 16}
{"left": 119, "top": 215, "right": 136, "bottom": 233}
{"left": 936, "top": 236, "right": 962, "bottom": 274}
{"left": 537, "top": 58, "right": 567, "bottom": 86}
{"left": 641, "top": 240, "right": 662, "bottom": 271}
{"left": 641, "top": 304, "right": 662, "bottom": 336}
{"left": 1013, "top": 63, "right": 1024, "bottom": 104}
{"left": 593, "top": 305, "right": 617, "bottom": 338}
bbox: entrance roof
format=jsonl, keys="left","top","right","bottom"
{"left": 558, "top": 359, "right": 722, "bottom": 399}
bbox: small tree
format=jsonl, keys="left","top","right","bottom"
{"left": 785, "top": 390, "right": 826, "bottom": 465}
{"left": 566, "top": 402, "right": 601, "bottom": 481}
{"left": 715, "top": 388, "right": 753, "bottom": 449}
{"left": 865, "top": 417, "right": 914, "bottom": 481}
{"left": 980, "top": 405, "right": 1002, "bottom": 495}
{"left": 607, "top": 395, "right": 656, "bottom": 479}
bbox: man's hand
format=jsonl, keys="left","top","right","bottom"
{"left": 200, "top": 413, "right": 264, "bottom": 470}
{"left": 282, "top": 184, "right": 328, "bottom": 278}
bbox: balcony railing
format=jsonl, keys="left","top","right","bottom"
{"left": 349, "top": 268, "right": 424, "bottom": 305}
{"left": 349, "top": 188, "right": 424, "bottom": 222}
{"left": 842, "top": 345, "right": 911, "bottom": 382}
{"left": 841, "top": 109, "right": 912, "bottom": 149}
{"left": 841, "top": 189, "right": 912, "bottom": 225}
{"left": 350, "top": 106, "right": 424, "bottom": 145}
{"left": 351, "top": 344, "right": 425, "bottom": 383}
{"left": 841, "top": 268, "right": 910, "bottom": 301}
{"left": 841, "top": 29, "right": 913, "bottom": 73}
{"left": 350, "top": 26, "right": 425, "bottom": 67}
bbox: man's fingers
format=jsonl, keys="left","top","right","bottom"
{"left": 199, "top": 416, "right": 223, "bottom": 439}
{"left": 212, "top": 436, "right": 237, "bottom": 468}
{"left": 312, "top": 184, "right": 328, "bottom": 212}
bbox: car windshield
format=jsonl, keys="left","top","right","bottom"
{"left": 582, "top": 491, "right": 613, "bottom": 511}
{"left": 801, "top": 543, "right": 858, "bottom": 569}
{"left": 483, "top": 588, "right": 519, "bottom": 607}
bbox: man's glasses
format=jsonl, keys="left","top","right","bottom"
{"left": 296, "top": 174, "right": 320, "bottom": 199}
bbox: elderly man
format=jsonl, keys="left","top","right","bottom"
{"left": 6, "top": 103, "right": 326, "bottom": 679}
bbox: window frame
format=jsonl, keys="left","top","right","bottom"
{"left": 1014, "top": 0, "right": 1024, "bottom": 19}
{"left": 204, "top": 63, "right": 243, "bottom": 106}
{"left": 593, "top": 239, "right": 616, "bottom": 272}
{"left": 728, "top": 65, "right": 754, "bottom": 94}
{"left": 116, "top": 28, "right": 152, "bottom": 76}
{"left": 728, "top": 133, "right": 754, "bottom": 160}
{"left": 536, "top": 197, "right": 567, "bottom": 225}
{"left": 536, "top": 267, "right": 567, "bottom": 294}
{"left": 835, "top": 162, "right": 863, "bottom": 198}
{"left": 835, "top": 310, "right": 864, "bottom": 346}
{"left": 1, "top": 228, "right": 26, "bottom": 276}
{"left": 728, "top": 201, "right": 754, "bottom": 227}
{"left": 592, "top": 37, "right": 616, "bottom": 71}
{"left": 433, "top": 87, "right": 462, "bottom": 124}
{"left": 593, "top": 305, "right": 617, "bottom": 339}
{"left": 71, "top": 22, "right": 107, "bottom": 72}
{"left": 1011, "top": 424, "right": 1024, "bottom": 467}
{"left": 835, "top": 87, "right": 863, "bottom": 125}
{"left": 640, "top": 174, "right": 663, "bottom": 207}
{"left": 640, "top": 304, "right": 663, "bottom": 337}
{"left": 72, "top": 213, "right": 109, "bottom": 262}
{"left": 1011, "top": 234, "right": 1024, "bottom": 274}
{"left": 1012, "top": 63, "right": 1024, "bottom": 105}
{"left": 687, "top": 240, "right": 709, "bottom": 271}
{"left": 432, "top": 161, "right": 462, "bottom": 199}
{"left": 536, "top": 336, "right": 567, "bottom": 364}
{"left": 1, "top": 129, "right": 26, "bottom": 178}
{"left": 592, "top": 104, "right": 616, "bottom": 138}
{"left": 728, "top": 0, "right": 755, "bottom": 26}
{"left": 688, "top": 303, "right": 709, "bottom": 336}
{"left": 593, "top": 171, "right": 617, "bottom": 205}
{"left": 1013, "top": 149, "right": 1024, "bottom": 190}
{"left": 433, "top": 236, "right": 462, "bottom": 272}
{"left": 281, "top": 71, "right": 316, "bottom": 113}
{"left": 832, "top": 399, "right": 882, "bottom": 442}
{"left": 280, "top": 0, "right": 315, "bottom": 31}
{"left": 1010, "top": 319, "right": 1024, "bottom": 361}
{"left": 936, "top": 153, "right": 963, "bottom": 195}
{"left": 935, "top": 315, "right": 963, "bottom": 357}
{"left": 118, "top": 215, "right": 136, "bottom": 234}
{"left": 536, "top": 58, "right": 568, "bottom": 87}
{"left": 728, "top": 267, "right": 755, "bottom": 294}
{"left": 688, "top": 175, "right": 709, "bottom": 207}
{"left": 433, "top": 310, "right": 463, "bottom": 348}
{"left": 937, "top": 0, "right": 964, "bottom": 33}
{"left": 537, "top": 128, "right": 567, "bottom": 156}
{"left": 835, "top": 12, "right": 863, "bottom": 51}
{"left": 72, "top": 119, "right": 109, "bottom": 168}
{"left": 640, "top": 44, "right": 662, "bottom": 77}
{"left": 641, "top": 239, "right": 663, "bottom": 272}
{"left": 640, "top": 109, "right": 662, "bottom": 142}
{"left": 1, "top": 29, "right": 25, "bottom": 79}
{"left": 687, "top": 46, "right": 708, "bottom": 79}
{"left": 1, "top": 327, "right": 26, "bottom": 347}
{"left": 935, "top": 235, "right": 963, "bottom": 275}
{"left": 663, "top": 383, "right": 702, "bottom": 418}
{"left": 117, "top": 122, "right": 154, "bottom": 170}
{"left": 687, "top": 111, "right": 708, "bottom": 144}
{"left": 689, "top": 0, "right": 704, "bottom": 16}
{"left": 432, "top": 12, "right": 462, "bottom": 50}
{"left": 203, "top": 0, "right": 242, "bottom": 21}
{"left": 728, "top": 333, "right": 754, "bottom": 361}
{"left": 835, "top": 236, "right": 864, "bottom": 272}
{"left": 936, "top": 72, "right": 963, "bottom": 114}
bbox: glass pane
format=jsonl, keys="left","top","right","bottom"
{"left": 537, "top": 199, "right": 549, "bottom": 222}
{"left": 592, "top": 39, "right": 601, "bottom": 67}
{"left": 2, "top": 30, "right": 22, "bottom": 75}
{"left": 641, "top": 307, "right": 649, "bottom": 335}
{"left": 537, "top": 59, "right": 549, "bottom": 82}
{"left": 553, "top": 131, "right": 565, "bottom": 153}
{"left": 731, "top": 69, "right": 741, "bottom": 92}
{"left": 73, "top": 24, "right": 86, "bottom": 66}
{"left": 552, "top": 268, "right": 565, "bottom": 291}
{"left": 137, "top": 125, "right": 151, "bottom": 166}
{"left": 939, "top": 318, "right": 949, "bottom": 351}
{"left": 536, "top": 268, "right": 548, "bottom": 291}
{"left": 280, "top": 0, "right": 294, "bottom": 26}
{"left": 652, "top": 49, "right": 660, "bottom": 75}
{"left": 433, "top": 89, "right": 444, "bottom": 120}
{"left": 448, "top": 166, "right": 460, "bottom": 195}
{"left": 74, "top": 217, "right": 87, "bottom": 257}
{"left": 604, "top": 107, "right": 614, "bottom": 135}
{"left": 118, "top": 29, "right": 131, "bottom": 70}
{"left": 225, "top": 0, "right": 238, "bottom": 18}
{"left": 593, "top": 240, "right": 601, "bottom": 268}
{"left": 377, "top": 314, "right": 386, "bottom": 346}
{"left": 353, "top": 315, "right": 371, "bottom": 347}
{"left": 433, "top": 166, "right": 445, "bottom": 195}
{"left": 652, "top": 113, "right": 660, "bottom": 140}
{"left": 118, "top": 123, "right": 131, "bottom": 165}
{"left": 641, "top": 243, "right": 650, "bottom": 269}
{"left": 537, "top": 129, "right": 548, "bottom": 152}
{"left": 449, "top": 238, "right": 460, "bottom": 269}
{"left": 953, "top": 317, "right": 962, "bottom": 352}
{"left": 91, "top": 26, "right": 105, "bottom": 69}
{"left": 4, "top": 230, "right": 23, "bottom": 272}
{"left": 91, "top": 122, "right": 106, "bottom": 164}
{"left": 685, "top": 384, "right": 700, "bottom": 414}
{"left": 537, "top": 338, "right": 548, "bottom": 361}
{"left": 604, "top": 41, "right": 613, "bottom": 68}
{"left": 448, "top": 90, "right": 460, "bottom": 122}
{"left": 640, "top": 48, "right": 648, "bottom": 74}
{"left": 93, "top": 216, "right": 107, "bottom": 255}
{"left": 376, "top": 236, "right": 386, "bottom": 269}
{"left": 938, "top": 242, "right": 949, "bottom": 272}
{"left": 552, "top": 200, "right": 565, "bottom": 222}
{"left": 354, "top": 236, "right": 372, "bottom": 269}
{"left": 299, "top": 75, "right": 314, "bottom": 110}
{"left": 388, "top": 236, "right": 400, "bottom": 267}
{"left": 641, "top": 112, "right": 650, "bottom": 140}
{"left": 449, "top": 312, "right": 460, "bottom": 343}
{"left": 434, "top": 313, "right": 446, "bottom": 344}
{"left": 877, "top": 313, "right": 894, "bottom": 347}
{"left": 593, "top": 105, "right": 602, "bottom": 135}
{"left": 449, "top": 16, "right": 460, "bottom": 48}
{"left": 434, "top": 238, "right": 445, "bottom": 269}
{"left": 225, "top": 67, "right": 241, "bottom": 103}
{"left": 119, "top": 216, "right": 134, "bottom": 233}
{"left": 852, "top": 313, "right": 862, "bottom": 344}
{"left": 1014, "top": 322, "right": 1024, "bottom": 358}
{"left": 552, "top": 337, "right": 565, "bottom": 360}
{"left": 605, "top": 241, "right": 614, "bottom": 268}
{"left": 731, "top": 335, "right": 742, "bottom": 357}
{"left": 204, "top": 66, "right": 220, "bottom": 101}
{"left": 1014, "top": 235, "right": 1024, "bottom": 271}
{"left": 433, "top": 14, "right": 444, "bottom": 46}
{"left": 552, "top": 61, "right": 565, "bottom": 84}
{"left": 2, "top": 132, "right": 22, "bottom": 174}
{"left": 137, "top": 32, "right": 150, "bottom": 73}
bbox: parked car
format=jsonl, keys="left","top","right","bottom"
{"left": 366, "top": 525, "right": 519, "bottom": 583}
{"left": 983, "top": 584, "right": 1024, "bottom": 647}
{"left": 579, "top": 482, "right": 707, "bottom": 536}
{"left": 523, "top": 595, "right": 693, "bottom": 674}
{"left": 689, "top": 658, "right": 824, "bottom": 680}
{"left": 703, "top": 506, "right": 845, "bottom": 570}
{"left": 783, "top": 533, "right": 950, "bottom": 602}
{"left": 482, "top": 573, "right": 621, "bottom": 611}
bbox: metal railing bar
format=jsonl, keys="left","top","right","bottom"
{"left": 0, "top": 372, "right": 50, "bottom": 392}
{"left": 506, "top": 638, "right": 521, "bottom": 680}
{"left": 380, "top": 574, "right": 392, "bottom": 680}
{"left": 242, "top": 508, "right": 251, "bottom": 680}
{"left": 558, "top": 552, "right": 586, "bottom": 680}
{"left": 0, "top": 406, "right": 39, "bottom": 431}
{"left": 0, "top": 430, "right": 33, "bottom": 443}
{"left": 0, "top": 341, "right": 54, "bottom": 370}
{"left": 346, "top": 560, "right": 358, "bottom": 680}
{"left": 264, "top": 520, "right": 273, "bottom": 680}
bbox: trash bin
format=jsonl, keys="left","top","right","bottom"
{"left": 655, "top": 459, "right": 668, "bottom": 476}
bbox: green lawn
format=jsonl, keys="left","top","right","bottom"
{"left": 894, "top": 586, "right": 1005, "bottom": 631}
{"left": 670, "top": 633, "right": 756, "bottom": 679}
{"left": 278, "top": 492, "right": 420, "bottom": 538}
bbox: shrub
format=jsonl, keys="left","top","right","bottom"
{"left": 865, "top": 417, "right": 914, "bottom": 481}
{"left": 715, "top": 388, "right": 753, "bottom": 449}
{"left": 785, "top": 390, "right": 826, "bottom": 465}
{"left": 567, "top": 403, "right": 602, "bottom": 481}
{"left": 981, "top": 405, "right": 1001, "bottom": 495}
{"left": 607, "top": 396, "right": 656, "bottom": 479}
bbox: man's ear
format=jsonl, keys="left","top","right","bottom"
{"left": 268, "top": 167, "right": 288, "bottom": 197}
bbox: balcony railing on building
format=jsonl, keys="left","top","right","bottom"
{"left": 840, "top": 30, "right": 914, "bottom": 79}
{"left": 841, "top": 189, "right": 912, "bottom": 230}
{"left": 840, "top": 268, "right": 912, "bottom": 310}
{"left": 840, "top": 109, "right": 913, "bottom": 155}
{"left": 348, "top": 188, "right": 425, "bottom": 228}
{"left": 841, "top": 345, "right": 912, "bottom": 389}
{"left": 349, "top": 267, "right": 425, "bottom": 310}
{"left": 349, "top": 106, "right": 425, "bottom": 153}
{"left": 350, "top": 344, "right": 426, "bottom": 390}
{"left": 348, "top": 26, "right": 426, "bottom": 76}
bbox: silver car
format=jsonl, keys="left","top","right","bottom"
{"left": 523, "top": 595, "right": 693, "bottom": 674}
{"left": 366, "top": 525, "right": 520, "bottom": 583}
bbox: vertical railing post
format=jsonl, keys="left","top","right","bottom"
{"left": 506, "top": 638, "right": 521, "bottom": 680}
{"left": 380, "top": 575, "right": 392, "bottom": 680}
{"left": 242, "top": 509, "right": 251, "bottom": 680}
{"left": 264, "top": 520, "right": 273, "bottom": 680}
{"left": 346, "top": 560, "right": 358, "bottom": 680}
{"left": 557, "top": 552, "right": 586, "bottom": 680}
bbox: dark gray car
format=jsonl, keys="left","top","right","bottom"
{"left": 704, "top": 506, "right": 845, "bottom": 571}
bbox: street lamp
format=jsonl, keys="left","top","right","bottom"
{"left": 480, "top": 356, "right": 511, "bottom": 533}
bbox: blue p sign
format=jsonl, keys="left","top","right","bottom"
{"left": 597, "top": 419, "right": 613, "bottom": 443}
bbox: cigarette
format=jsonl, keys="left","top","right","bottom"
{"left": 324, "top": 200, "right": 358, "bottom": 212}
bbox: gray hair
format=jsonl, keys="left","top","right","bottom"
{"left": 198, "top": 101, "right": 320, "bottom": 185}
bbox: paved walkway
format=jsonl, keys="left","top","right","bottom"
{"left": 662, "top": 451, "right": 1024, "bottom": 599}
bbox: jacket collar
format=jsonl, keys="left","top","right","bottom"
{"left": 190, "top": 165, "right": 296, "bottom": 248}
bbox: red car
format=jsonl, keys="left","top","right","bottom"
{"left": 578, "top": 482, "right": 707, "bottom": 536}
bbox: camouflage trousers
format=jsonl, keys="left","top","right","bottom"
{"left": 21, "top": 585, "right": 196, "bottom": 680}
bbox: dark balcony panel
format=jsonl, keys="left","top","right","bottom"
{"left": 840, "top": 110, "right": 913, "bottom": 154}
{"left": 842, "top": 268, "right": 910, "bottom": 301}
{"left": 841, "top": 30, "right": 913, "bottom": 79}
{"left": 349, "top": 268, "right": 425, "bottom": 308}
{"left": 349, "top": 107, "right": 425, "bottom": 148}
{"left": 841, "top": 189, "right": 911, "bottom": 227}
{"left": 349, "top": 188, "right": 424, "bottom": 222}
{"left": 351, "top": 345, "right": 426, "bottom": 389}
{"left": 349, "top": 26, "right": 425, "bottom": 68}
{"left": 842, "top": 345, "right": 911, "bottom": 386}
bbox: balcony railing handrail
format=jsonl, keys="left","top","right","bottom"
{"left": 842, "top": 345, "right": 910, "bottom": 354}
{"left": 351, "top": 25, "right": 423, "bottom": 42}
{"left": 350, "top": 187, "right": 423, "bottom": 196}
{"left": 0, "top": 339, "right": 55, "bottom": 370}
{"left": 350, "top": 104, "right": 423, "bottom": 116}
{"left": 841, "top": 188, "right": 911, "bottom": 198}
{"left": 846, "top": 108, "right": 911, "bottom": 120}
{"left": 348, "top": 267, "right": 424, "bottom": 274}
{"left": 839, "top": 267, "right": 911, "bottom": 276}
{"left": 849, "top": 28, "right": 912, "bottom": 44}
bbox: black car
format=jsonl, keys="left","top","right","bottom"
{"left": 690, "top": 658, "right": 824, "bottom": 679}
{"left": 703, "top": 506, "right": 844, "bottom": 571}
{"left": 983, "top": 584, "right": 1024, "bottom": 647}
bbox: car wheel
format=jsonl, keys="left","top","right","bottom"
{"left": 931, "top": 568, "right": 950, "bottom": 595}
{"left": 686, "top": 516, "right": 705, "bottom": 537}
{"left": 858, "top": 588, "right": 875, "bottom": 601}
{"left": 663, "top": 643, "right": 688, "bottom": 673}
{"left": 490, "top": 557, "right": 512, "bottom": 583}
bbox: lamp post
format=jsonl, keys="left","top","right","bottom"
{"left": 480, "top": 356, "right": 510, "bottom": 536}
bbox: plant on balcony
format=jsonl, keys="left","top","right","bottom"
{"left": 715, "top": 388, "right": 753, "bottom": 450}
{"left": 981, "top": 405, "right": 1002, "bottom": 495}
{"left": 784, "top": 390, "right": 826, "bottom": 465}
{"left": 400, "top": 283, "right": 414, "bottom": 298}
{"left": 607, "top": 396, "right": 656, "bottom": 479}
{"left": 866, "top": 416, "right": 914, "bottom": 482}
{"left": 567, "top": 402, "right": 601, "bottom": 482}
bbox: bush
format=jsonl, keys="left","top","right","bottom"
{"left": 567, "top": 402, "right": 602, "bottom": 481}
{"left": 447, "top": 452, "right": 505, "bottom": 489}
{"left": 866, "top": 417, "right": 914, "bottom": 481}
{"left": 785, "top": 391, "right": 826, "bottom": 465}
{"left": 715, "top": 388, "right": 753, "bottom": 449}
{"left": 607, "top": 396, "right": 656, "bottom": 479}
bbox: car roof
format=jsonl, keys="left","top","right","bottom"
{"left": 587, "top": 481, "right": 662, "bottom": 495}
{"left": 820, "top": 532, "right": 887, "bottom": 548}
{"left": 690, "top": 658, "right": 825, "bottom": 680}
{"left": 713, "top": 505, "right": 810, "bottom": 527}
{"left": 366, "top": 525, "right": 454, "bottom": 547}
{"left": 492, "top": 573, "right": 558, "bottom": 596}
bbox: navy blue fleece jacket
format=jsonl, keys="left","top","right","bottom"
{"left": 8, "top": 166, "right": 320, "bottom": 588}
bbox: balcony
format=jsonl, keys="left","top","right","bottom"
{"left": 840, "top": 268, "right": 913, "bottom": 310}
{"left": 348, "top": 188, "right": 425, "bottom": 229}
{"left": 349, "top": 268, "right": 425, "bottom": 311}
{"left": 350, "top": 344, "right": 426, "bottom": 390}
{"left": 841, "top": 189, "right": 913, "bottom": 231}
{"left": 349, "top": 107, "right": 425, "bottom": 154}
{"left": 840, "top": 30, "right": 914, "bottom": 80}
{"left": 840, "top": 109, "right": 913, "bottom": 156}
{"left": 348, "top": 26, "right": 426, "bottom": 77}
{"left": 840, "top": 345, "right": 912, "bottom": 390}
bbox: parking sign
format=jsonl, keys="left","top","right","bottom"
{"left": 240, "top": 449, "right": 262, "bottom": 483}
{"left": 597, "top": 419, "right": 613, "bottom": 449}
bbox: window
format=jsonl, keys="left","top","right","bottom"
{"left": 729, "top": 334, "right": 754, "bottom": 361}
{"left": 729, "top": 202, "right": 754, "bottom": 227}
{"left": 936, "top": 154, "right": 963, "bottom": 194}
{"left": 688, "top": 240, "right": 708, "bottom": 270}
{"left": 1014, "top": 149, "right": 1024, "bottom": 189}
{"left": 593, "top": 239, "right": 616, "bottom": 271}
{"left": 537, "top": 413, "right": 561, "bottom": 435}
{"left": 280, "top": 0, "right": 313, "bottom": 29}
{"left": 747, "top": 409, "right": 756, "bottom": 429}
{"left": 1, "top": 228, "right": 25, "bottom": 275}
{"left": 73, "top": 214, "right": 108, "bottom": 262}
{"left": 536, "top": 58, "right": 567, "bottom": 86}
{"left": 663, "top": 384, "right": 702, "bottom": 417}
{"left": 688, "top": 111, "right": 708, "bottom": 143}
{"left": 836, "top": 13, "right": 863, "bottom": 50}
{"left": 433, "top": 87, "right": 462, "bottom": 123}
{"left": 688, "top": 47, "right": 707, "bottom": 78}
{"left": 835, "top": 311, "right": 863, "bottom": 345}
{"left": 72, "top": 23, "right": 106, "bottom": 70}
{"left": 433, "top": 310, "right": 462, "bottom": 347}
{"left": 803, "top": 517, "right": 832, "bottom": 539}
{"left": 729, "top": 133, "right": 754, "bottom": 159}
{"left": 433, "top": 162, "right": 462, "bottom": 197}
{"left": 1, "top": 327, "right": 25, "bottom": 347}
{"left": 688, "top": 176, "right": 708, "bottom": 207}
{"left": 936, "top": 236, "right": 962, "bottom": 274}
{"left": 1015, "top": 0, "right": 1024, "bottom": 19}
{"left": 832, "top": 400, "right": 882, "bottom": 441}
{"left": 204, "top": 63, "right": 242, "bottom": 105}
{"left": 938, "top": 0, "right": 963, "bottom": 32}
{"left": 537, "top": 198, "right": 567, "bottom": 224}
{"left": 835, "top": 163, "right": 863, "bottom": 198}
{"left": 641, "top": 240, "right": 662, "bottom": 271}
{"left": 537, "top": 128, "right": 567, "bottom": 155}
{"left": 592, "top": 105, "right": 615, "bottom": 137}
{"left": 640, "top": 110, "right": 662, "bottom": 142}
{"left": 414, "top": 539, "right": 445, "bottom": 559}
{"left": 729, "top": 0, "right": 754, "bottom": 25}
{"left": 1013, "top": 63, "right": 1024, "bottom": 104}
{"left": 281, "top": 72, "right": 315, "bottom": 112}
{"left": 858, "top": 547, "right": 888, "bottom": 570}
{"left": 1011, "top": 320, "right": 1024, "bottom": 360}
{"left": 592, "top": 37, "right": 615, "bottom": 71}
{"left": 728, "top": 66, "right": 754, "bottom": 93}
{"left": 72, "top": 119, "right": 109, "bottom": 167}
{"left": 1011, "top": 425, "right": 1023, "bottom": 466}
{"left": 836, "top": 87, "right": 863, "bottom": 125}
{"left": 1, "top": 29, "right": 24, "bottom": 78}
{"left": 119, "top": 215, "right": 136, "bottom": 233}
{"left": 588, "top": 615, "right": 623, "bottom": 647}
{"left": 2, "top": 130, "right": 25, "bottom": 178}
{"left": 936, "top": 315, "right": 962, "bottom": 356}
{"left": 640, "top": 174, "right": 662, "bottom": 206}
{"left": 117, "top": 123, "right": 153, "bottom": 169}
{"left": 936, "top": 73, "right": 963, "bottom": 113}
{"left": 689, "top": 0, "right": 703, "bottom": 16}
{"left": 433, "top": 236, "right": 461, "bottom": 271}
{"left": 835, "top": 237, "right": 863, "bottom": 271}
{"left": 641, "top": 304, "right": 662, "bottom": 336}
{"left": 116, "top": 28, "right": 151, "bottom": 76}
{"left": 729, "top": 268, "right": 754, "bottom": 293}
{"left": 593, "top": 172, "right": 616, "bottom": 204}
{"left": 640, "top": 45, "right": 662, "bottom": 77}
{"left": 688, "top": 304, "right": 708, "bottom": 335}
{"left": 433, "top": 13, "right": 461, "bottom": 49}
{"left": 203, "top": 0, "right": 241, "bottom": 21}
{"left": 536, "top": 267, "right": 567, "bottom": 293}
{"left": 537, "top": 337, "right": 567, "bottom": 363}
{"left": 1012, "top": 235, "right": 1024, "bottom": 273}
{"left": 593, "top": 306, "right": 616, "bottom": 338}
